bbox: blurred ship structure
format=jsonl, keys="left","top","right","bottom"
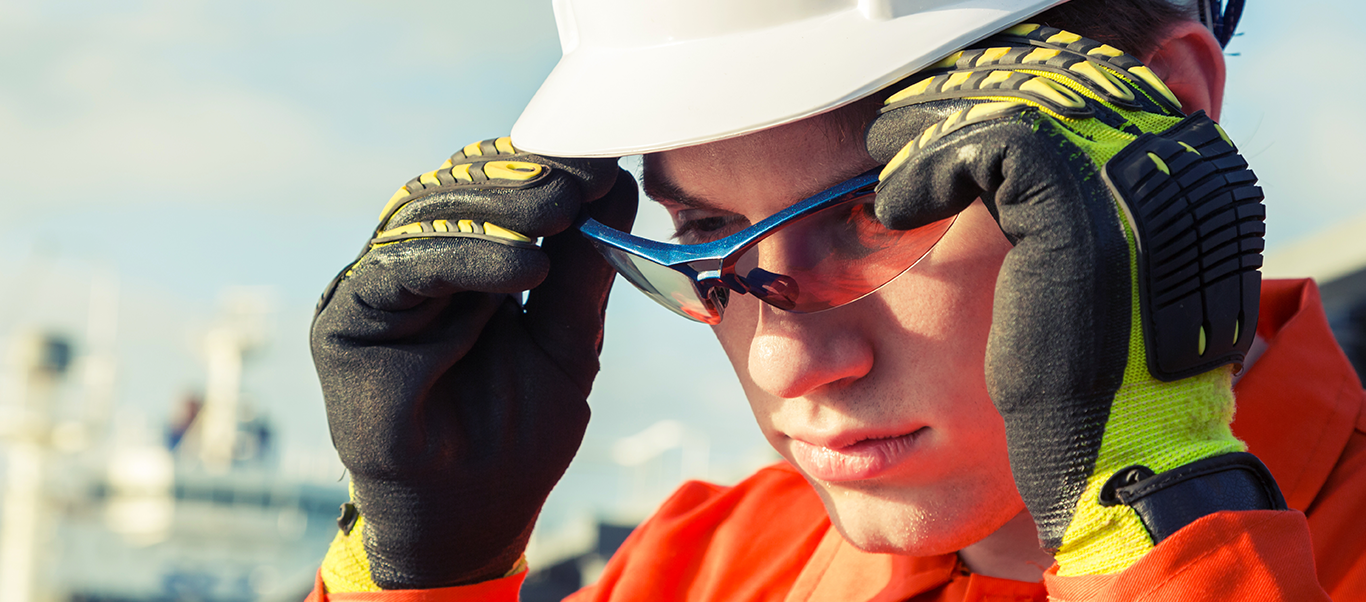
{"left": 0, "top": 282, "right": 345, "bottom": 602}
{"left": 1264, "top": 213, "right": 1366, "bottom": 379}
{"left": 0, "top": 255, "right": 777, "bottom": 601}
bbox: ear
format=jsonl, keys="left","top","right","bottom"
{"left": 1141, "top": 20, "right": 1227, "bottom": 121}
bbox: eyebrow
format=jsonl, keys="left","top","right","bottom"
{"left": 640, "top": 167, "right": 720, "bottom": 210}
{"left": 641, "top": 160, "right": 879, "bottom": 211}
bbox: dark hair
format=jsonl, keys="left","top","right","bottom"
{"left": 1034, "top": 0, "right": 1197, "bottom": 59}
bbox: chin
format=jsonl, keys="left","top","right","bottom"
{"left": 812, "top": 476, "right": 1024, "bottom": 557}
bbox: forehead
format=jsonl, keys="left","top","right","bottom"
{"left": 641, "top": 108, "right": 879, "bottom": 212}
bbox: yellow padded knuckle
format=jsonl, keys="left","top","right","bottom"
{"left": 967, "top": 95, "right": 1068, "bottom": 127}
{"left": 483, "top": 222, "right": 532, "bottom": 243}
{"left": 1070, "top": 61, "right": 1132, "bottom": 100}
{"left": 933, "top": 51, "right": 964, "bottom": 69}
{"left": 457, "top": 219, "right": 476, "bottom": 233}
{"left": 981, "top": 70, "right": 1015, "bottom": 87}
{"left": 965, "top": 101, "right": 1025, "bottom": 123}
{"left": 484, "top": 160, "right": 544, "bottom": 182}
{"left": 432, "top": 219, "right": 451, "bottom": 233}
{"left": 1089, "top": 44, "right": 1125, "bottom": 58}
{"left": 451, "top": 163, "right": 474, "bottom": 182}
{"left": 419, "top": 170, "right": 441, "bottom": 187}
{"left": 494, "top": 136, "right": 517, "bottom": 155}
{"left": 942, "top": 108, "right": 965, "bottom": 130}
{"left": 1047, "top": 30, "right": 1083, "bottom": 44}
{"left": 1005, "top": 23, "right": 1041, "bottom": 36}
{"left": 881, "top": 141, "right": 917, "bottom": 179}
{"left": 887, "top": 77, "right": 936, "bottom": 104}
{"left": 463, "top": 141, "right": 484, "bottom": 157}
{"left": 917, "top": 123, "right": 939, "bottom": 149}
{"left": 379, "top": 188, "right": 411, "bottom": 221}
{"left": 976, "top": 47, "right": 1012, "bottom": 66}
{"left": 1023, "top": 48, "right": 1061, "bottom": 63}
{"left": 944, "top": 71, "right": 973, "bottom": 90}
{"left": 1128, "top": 66, "right": 1182, "bottom": 108}
{"left": 1021, "top": 77, "right": 1086, "bottom": 109}
{"left": 378, "top": 223, "right": 424, "bottom": 238}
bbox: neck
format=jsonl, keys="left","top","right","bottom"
{"left": 957, "top": 510, "right": 1055, "bottom": 582}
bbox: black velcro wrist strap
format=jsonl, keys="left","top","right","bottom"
{"left": 1099, "top": 452, "right": 1287, "bottom": 544}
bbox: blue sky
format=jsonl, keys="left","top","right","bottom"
{"left": 1, "top": 0, "right": 1361, "bottom": 520}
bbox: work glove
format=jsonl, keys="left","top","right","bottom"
{"left": 311, "top": 137, "right": 636, "bottom": 589}
{"left": 867, "top": 25, "right": 1283, "bottom": 576}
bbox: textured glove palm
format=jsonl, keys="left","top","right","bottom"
{"left": 867, "top": 26, "right": 1266, "bottom": 575}
{"left": 311, "top": 138, "right": 636, "bottom": 589}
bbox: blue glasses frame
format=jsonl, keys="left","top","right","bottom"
{"left": 577, "top": 167, "right": 955, "bottom": 323}
{"left": 580, "top": 168, "right": 878, "bottom": 279}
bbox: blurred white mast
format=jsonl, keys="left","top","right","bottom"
{"left": 179, "top": 288, "right": 272, "bottom": 472}
{"left": 0, "top": 331, "right": 74, "bottom": 602}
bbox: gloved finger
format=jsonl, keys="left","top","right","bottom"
{"left": 380, "top": 167, "right": 589, "bottom": 241}
{"left": 874, "top": 106, "right": 1132, "bottom": 386}
{"left": 869, "top": 101, "right": 1035, "bottom": 231}
{"left": 444, "top": 137, "right": 621, "bottom": 200}
{"left": 319, "top": 238, "right": 546, "bottom": 336}
{"left": 874, "top": 106, "right": 1134, "bottom": 546}
{"left": 316, "top": 294, "right": 505, "bottom": 459}
{"left": 523, "top": 168, "right": 638, "bottom": 392}
{"left": 379, "top": 141, "right": 620, "bottom": 239}
{"left": 867, "top": 97, "right": 982, "bottom": 166}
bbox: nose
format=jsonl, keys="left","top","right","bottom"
{"left": 746, "top": 303, "right": 874, "bottom": 399}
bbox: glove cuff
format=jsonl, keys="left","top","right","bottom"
{"left": 320, "top": 502, "right": 382, "bottom": 593}
{"left": 1099, "top": 451, "right": 1287, "bottom": 544}
{"left": 319, "top": 500, "right": 531, "bottom": 593}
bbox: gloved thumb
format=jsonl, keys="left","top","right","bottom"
{"left": 523, "top": 168, "right": 638, "bottom": 393}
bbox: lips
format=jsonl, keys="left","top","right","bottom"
{"left": 788, "top": 428, "right": 927, "bottom": 482}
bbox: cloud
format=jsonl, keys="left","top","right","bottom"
{"left": 0, "top": 0, "right": 561, "bottom": 224}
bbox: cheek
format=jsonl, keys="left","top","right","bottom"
{"left": 869, "top": 200, "right": 1011, "bottom": 383}
{"left": 709, "top": 298, "right": 781, "bottom": 436}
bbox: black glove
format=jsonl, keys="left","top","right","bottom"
{"left": 311, "top": 137, "right": 636, "bottom": 589}
{"left": 868, "top": 25, "right": 1279, "bottom": 575}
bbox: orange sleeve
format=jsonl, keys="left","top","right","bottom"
{"left": 304, "top": 570, "right": 525, "bottom": 602}
{"left": 1304, "top": 414, "right": 1366, "bottom": 598}
{"left": 568, "top": 464, "right": 829, "bottom": 602}
{"left": 1044, "top": 511, "right": 1330, "bottom": 601}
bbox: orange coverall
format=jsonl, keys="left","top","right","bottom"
{"left": 309, "top": 279, "right": 1366, "bottom": 601}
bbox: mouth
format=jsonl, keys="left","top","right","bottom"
{"left": 788, "top": 427, "right": 928, "bottom": 482}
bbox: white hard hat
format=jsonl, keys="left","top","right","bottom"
{"left": 511, "top": 0, "right": 1065, "bottom": 157}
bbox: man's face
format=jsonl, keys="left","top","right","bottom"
{"left": 643, "top": 114, "right": 1025, "bottom": 555}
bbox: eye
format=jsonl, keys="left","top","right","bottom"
{"left": 672, "top": 209, "right": 748, "bottom": 244}
{"left": 829, "top": 196, "right": 889, "bottom": 258}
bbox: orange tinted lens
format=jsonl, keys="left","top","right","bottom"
{"left": 734, "top": 196, "right": 954, "bottom": 313}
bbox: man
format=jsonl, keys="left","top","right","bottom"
{"left": 307, "top": 0, "right": 1366, "bottom": 599}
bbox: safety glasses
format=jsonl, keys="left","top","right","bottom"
{"left": 576, "top": 169, "right": 955, "bottom": 324}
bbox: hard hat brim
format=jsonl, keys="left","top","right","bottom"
{"left": 512, "top": 0, "right": 1062, "bottom": 157}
